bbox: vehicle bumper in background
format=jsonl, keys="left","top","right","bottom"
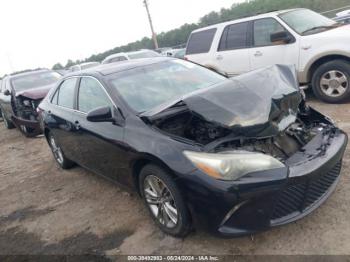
{"left": 11, "top": 116, "right": 42, "bottom": 137}
{"left": 178, "top": 131, "right": 348, "bottom": 237}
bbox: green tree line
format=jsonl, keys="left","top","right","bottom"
{"left": 52, "top": 0, "right": 349, "bottom": 70}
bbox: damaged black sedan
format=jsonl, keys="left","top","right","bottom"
{"left": 0, "top": 69, "right": 61, "bottom": 137}
{"left": 38, "top": 57, "right": 347, "bottom": 237}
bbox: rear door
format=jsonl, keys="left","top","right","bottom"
{"left": 214, "top": 21, "right": 251, "bottom": 76}
{"left": 185, "top": 28, "right": 217, "bottom": 66}
{"left": 249, "top": 18, "right": 299, "bottom": 70}
{"left": 49, "top": 77, "right": 79, "bottom": 161}
{"left": 72, "top": 76, "right": 126, "bottom": 182}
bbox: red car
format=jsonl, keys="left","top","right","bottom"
{"left": 0, "top": 69, "right": 61, "bottom": 137}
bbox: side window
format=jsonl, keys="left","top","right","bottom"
{"left": 218, "top": 22, "right": 249, "bottom": 51}
{"left": 253, "top": 18, "right": 287, "bottom": 47}
{"left": 78, "top": 77, "right": 112, "bottom": 113}
{"left": 186, "top": 28, "right": 217, "bottom": 55}
{"left": 111, "top": 57, "right": 126, "bottom": 63}
{"left": 57, "top": 78, "right": 77, "bottom": 109}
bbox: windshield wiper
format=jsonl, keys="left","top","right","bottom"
{"left": 302, "top": 24, "right": 340, "bottom": 35}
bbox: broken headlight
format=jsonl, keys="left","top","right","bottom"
{"left": 183, "top": 151, "right": 285, "bottom": 181}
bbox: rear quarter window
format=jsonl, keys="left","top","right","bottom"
{"left": 186, "top": 28, "right": 217, "bottom": 55}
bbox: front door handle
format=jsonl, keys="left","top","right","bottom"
{"left": 74, "top": 120, "right": 81, "bottom": 130}
{"left": 254, "top": 51, "right": 263, "bottom": 57}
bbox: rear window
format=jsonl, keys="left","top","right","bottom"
{"left": 186, "top": 28, "right": 217, "bottom": 55}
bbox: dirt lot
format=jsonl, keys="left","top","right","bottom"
{"left": 0, "top": 95, "right": 350, "bottom": 256}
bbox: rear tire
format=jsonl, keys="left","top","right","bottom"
{"left": 139, "top": 164, "right": 191, "bottom": 237}
{"left": 47, "top": 132, "right": 75, "bottom": 169}
{"left": 1, "top": 111, "right": 15, "bottom": 129}
{"left": 311, "top": 60, "right": 350, "bottom": 103}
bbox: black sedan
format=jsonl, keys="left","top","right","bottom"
{"left": 38, "top": 57, "right": 347, "bottom": 237}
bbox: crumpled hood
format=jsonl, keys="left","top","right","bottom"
{"left": 142, "top": 64, "right": 302, "bottom": 138}
{"left": 15, "top": 83, "right": 56, "bottom": 100}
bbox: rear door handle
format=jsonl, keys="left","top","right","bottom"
{"left": 216, "top": 55, "right": 223, "bottom": 60}
{"left": 254, "top": 51, "right": 263, "bottom": 57}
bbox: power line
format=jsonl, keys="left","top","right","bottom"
{"left": 143, "top": 0, "right": 159, "bottom": 49}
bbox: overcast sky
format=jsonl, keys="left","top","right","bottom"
{"left": 0, "top": 0, "right": 244, "bottom": 76}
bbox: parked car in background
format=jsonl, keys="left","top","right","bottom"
{"left": 70, "top": 62, "right": 100, "bottom": 72}
{"left": 38, "top": 57, "right": 346, "bottom": 237}
{"left": 102, "top": 49, "right": 161, "bottom": 64}
{"left": 334, "top": 10, "right": 350, "bottom": 24}
{"left": 0, "top": 69, "right": 61, "bottom": 136}
{"left": 185, "top": 8, "right": 350, "bottom": 103}
{"left": 166, "top": 48, "right": 186, "bottom": 59}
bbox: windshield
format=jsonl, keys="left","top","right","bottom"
{"left": 11, "top": 71, "right": 61, "bottom": 91}
{"left": 128, "top": 51, "right": 160, "bottom": 59}
{"left": 279, "top": 9, "right": 337, "bottom": 35}
{"left": 109, "top": 60, "right": 227, "bottom": 112}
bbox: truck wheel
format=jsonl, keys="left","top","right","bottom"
{"left": 1, "top": 111, "right": 15, "bottom": 129}
{"left": 312, "top": 60, "right": 350, "bottom": 103}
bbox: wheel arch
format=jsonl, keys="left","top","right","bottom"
{"left": 307, "top": 54, "right": 350, "bottom": 83}
{"left": 131, "top": 154, "right": 178, "bottom": 196}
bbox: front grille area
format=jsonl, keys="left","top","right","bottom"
{"left": 271, "top": 161, "right": 342, "bottom": 221}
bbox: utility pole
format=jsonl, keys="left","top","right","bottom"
{"left": 143, "top": 0, "right": 159, "bottom": 49}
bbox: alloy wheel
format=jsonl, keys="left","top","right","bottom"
{"left": 49, "top": 135, "right": 64, "bottom": 164}
{"left": 143, "top": 175, "right": 178, "bottom": 229}
{"left": 320, "top": 70, "right": 348, "bottom": 97}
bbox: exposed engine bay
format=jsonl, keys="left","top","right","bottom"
{"left": 13, "top": 95, "right": 41, "bottom": 121}
{"left": 150, "top": 103, "right": 337, "bottom": 162}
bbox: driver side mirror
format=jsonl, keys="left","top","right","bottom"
{"left": 87, "top": 106, "right": 114, "bottom": 123}
{"left": 270, "top": 31, "right": 292, "bottom": 44}
{"left": 86, "top": 106, "right": 124, "bottom": 126}
{"left": 3, "top": 90, "right": 10, "bottom": 96}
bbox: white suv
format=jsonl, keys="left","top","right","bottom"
{"left": 185, "top": 8, "right": 350, "bottom": 103}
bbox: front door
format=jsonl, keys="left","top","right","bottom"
{"left": 72, "top": 76, "right": 127, "bottom": 182}
{"left": 249, "top": 18, "right": 299, "bottom": 71}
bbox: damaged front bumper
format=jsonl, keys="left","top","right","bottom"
{"left": 11, "top": 116, "right": 42, "bottom": 137}
{"left": 178, "top": 130, "right": 347, "bottom": 237}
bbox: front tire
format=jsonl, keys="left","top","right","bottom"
{"left": 312, "top": 60, "right": 350, "bottom": 103}
{"left": 1, "top": 111, "right": 15, "bottom": 129}
{"left": 47, "top": 132, "right": 75, "bottom": 169}
{"left": 139, "top": 164, "right": 191, "bottom": 237}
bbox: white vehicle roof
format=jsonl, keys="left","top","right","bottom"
{"left": 103, "top": 49, "right": 158, "bottom": 62}
{"left": 190, "top": 8, "right": 299, "bottom": 34}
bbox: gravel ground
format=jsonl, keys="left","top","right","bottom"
{"left": 0, "top": 96, "right": 350, "bottom": 256}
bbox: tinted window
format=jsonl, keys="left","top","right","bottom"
{"left": 253, "top": 18, "right": 287, "bottom": 46}
{"left": 57, "top": 78, "right": 77, "bottom": 109}
{"left": 186, "top": 28, "right": 217, "bottom": 55}
{"left": 78, "top": 78, "right": 112, "bottom": 113}
{"left": 219, "top": 22, "right": 249, "bottom": 51}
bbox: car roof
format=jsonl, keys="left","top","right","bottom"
{"left": 9, "top": 69, "right": 51, "bottom": 79}
{"left": 191, "top": 8, "right": 301, "bottom": 33}
{"left": 66, "top": 57, "right": 173, "bottom": 77}
{"left": 104, "top": 49, "right": 156, "bottom": 60}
